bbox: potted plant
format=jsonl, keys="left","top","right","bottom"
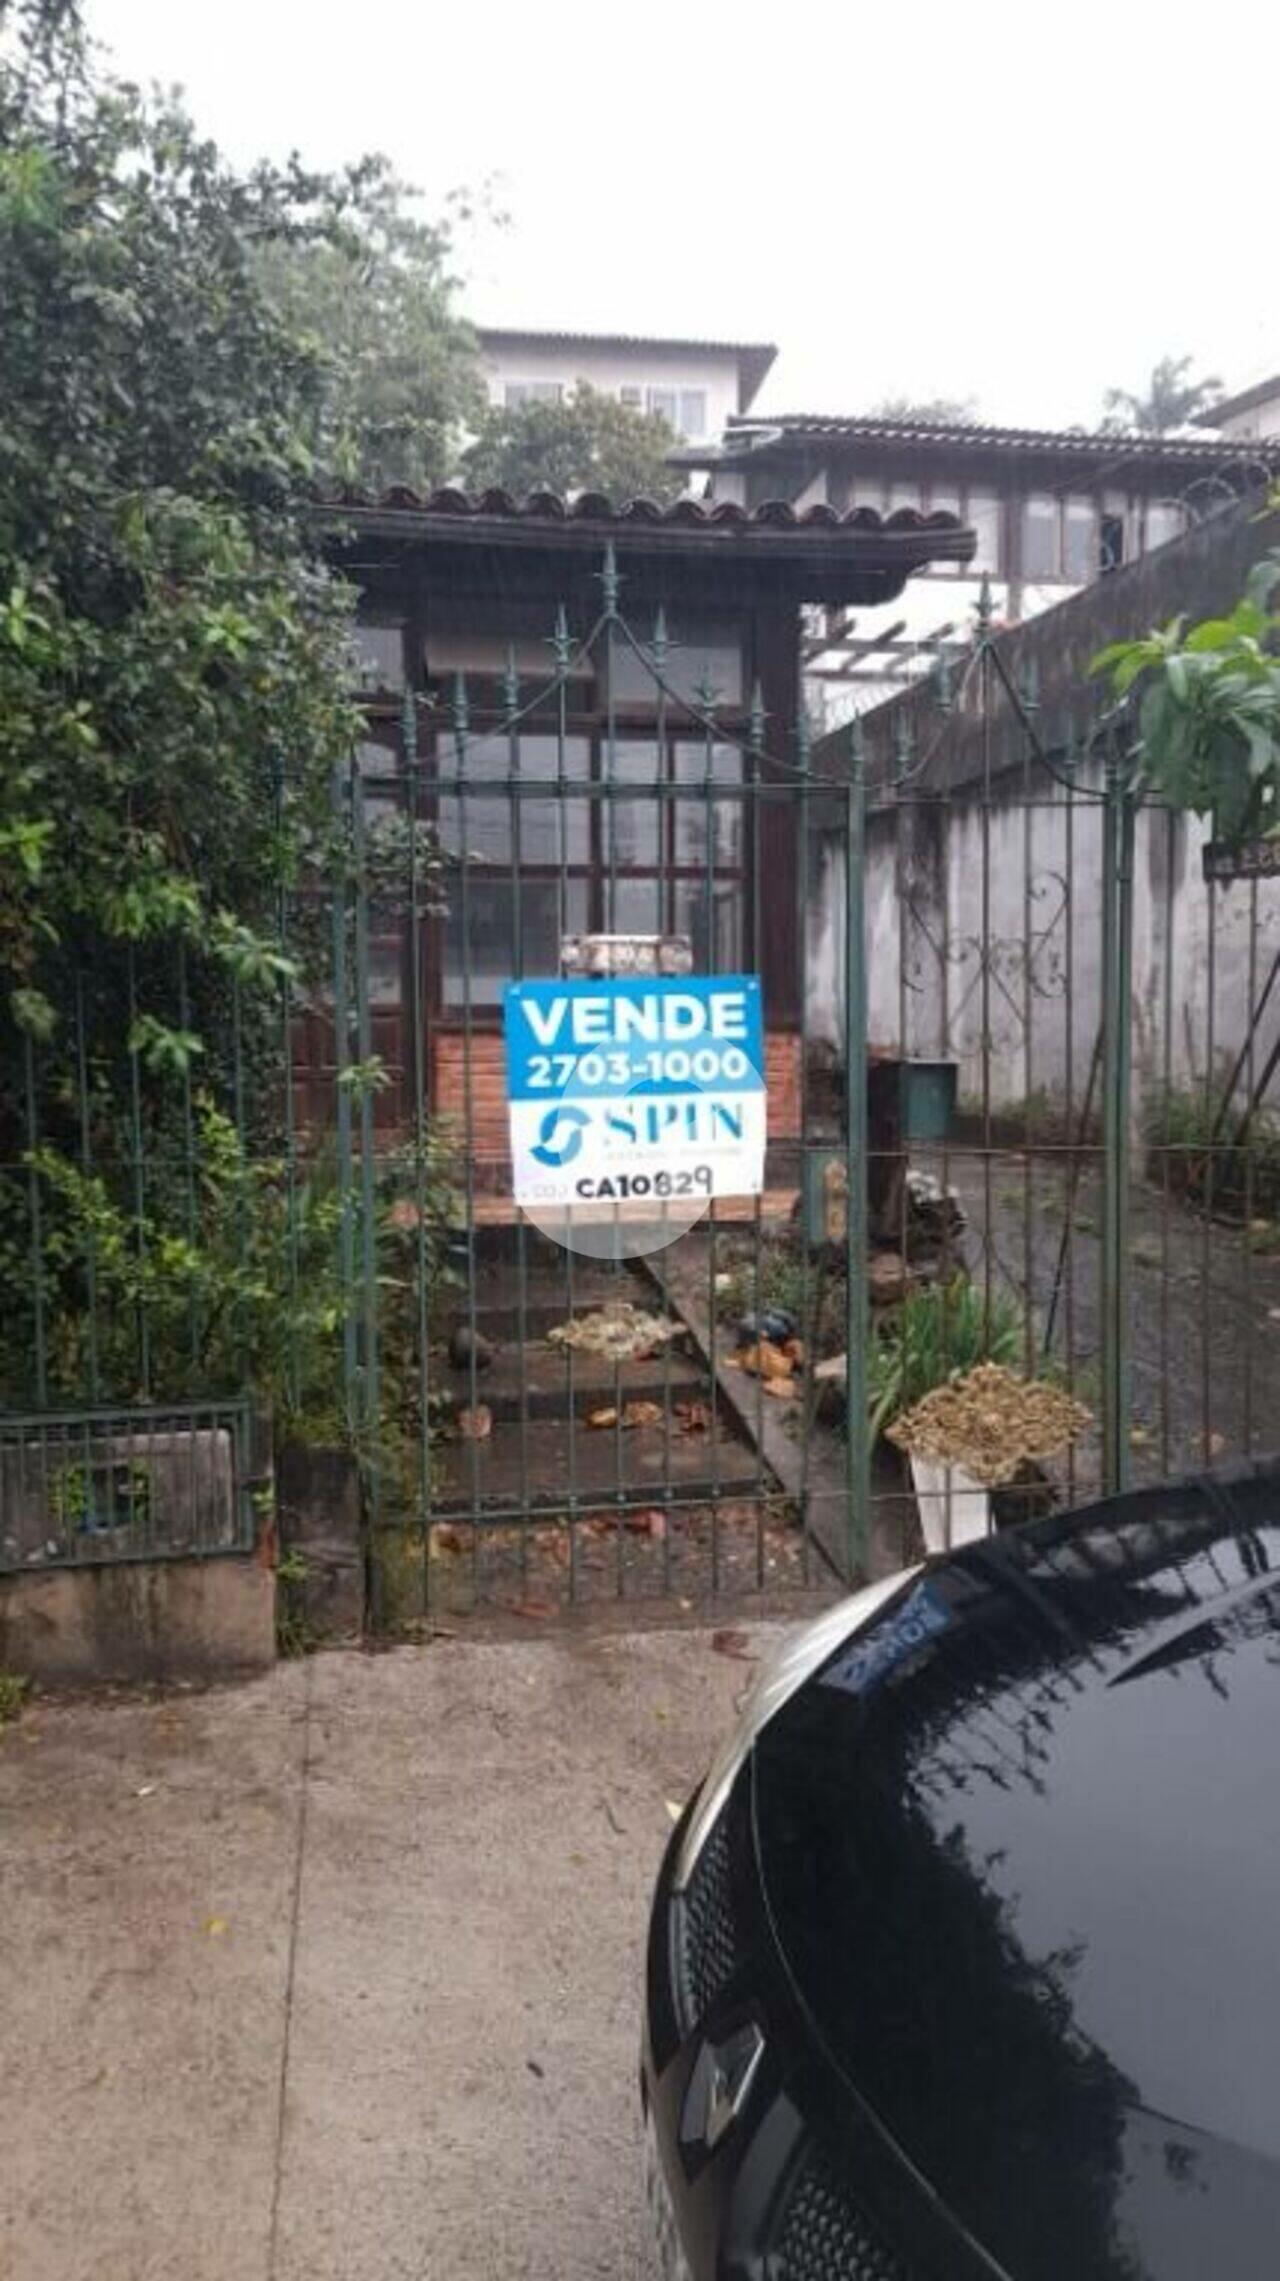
{"left": 887, "top": 1360, "right": 1092, "bottom": 1553}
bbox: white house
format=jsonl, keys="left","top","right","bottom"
{"left": 473, "top": 327, "right": 776, "bottom": 448}
{"left": 1197, "top": 372, "right": 1280, "bottom": 444}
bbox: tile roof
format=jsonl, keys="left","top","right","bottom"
{"left": 315, "top": 485, "right": 974, "bottom": 607}
{"left": 683, "top": 413, "right": 1280, "bottom": 468}
{"left": 317, "top": 481, "right": 967, "bottom": 538}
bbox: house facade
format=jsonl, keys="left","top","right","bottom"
{"left": 678, "top": 414, "right": 1277, "bottom": 723}
{"left": 299, "top": 486, "right": 971, "bottom": 1183}
{"left": 474, "top": 327, "right": 776, "bottom": 448}
{"left": 1197, "top": 373, "right": 1280, "bottom": 444}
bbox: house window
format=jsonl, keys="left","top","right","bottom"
{"left": 443, "top": 878, "right": 588, "bottom": 1009}
{"left": 640, "top": 386, "right": 706, "bottom": 439}
{"left": 619, "top": 384, "right": 644, "bottom": 410}
{"left": 349, "top": 621, "right": 405, "bottom": 693}
{"left": 1062, "top": 498, "right": 1098, "bottom": 585}
{"left": 504, "top": 380, "right": 564, "bottom": 409}
{"left": 1145, "top": 500, "right": 1186, "bottom": 553}
{"left": 609, "top": 615, "right": 744, "bottom": 708}
{"left": 967, "top": 490, "right": 1002, "bottom": 573}
{"left": 1100, "top": 513, "right": 1126, "bottom": 574}
{"left": 1021, "top": 496, "right": 1059, "bottom": 581}
{"left": 436, "top": 736, "right": 592, "bottom": 868}
{"left": 436, "top": 731, "right": 747, "bottom": 1005}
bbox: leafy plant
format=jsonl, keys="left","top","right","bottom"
{"left": 1091, "top": 553, "right": 1280, "bottom": 844}
{"left": 1100, "top": 354, "right": 1223, "bottom": 434}
{"left": 462, "top": 381, "right": 684, "bottom": 504}
{"left": 0, "top": 1672, "right": 30, "bottom": 1725}
{"left": 868, "top": 1277, "right": 1022, "bottom": 1445}
{"left": 275, "top": 1547, "right": 314, "bottom": 1658}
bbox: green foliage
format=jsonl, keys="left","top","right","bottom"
{"left": 868, "top": 1278, "right": 1022, "bottom": 1444}
{"left": 275, "top": 1546, "right": 314, "bottom": 1657}
{"left": 1100, "top": 354, "right": 1223, "bottom": 434}
{"left": 50, "top": 1455, "right": 151, "bottom": 1537}
{"left": 0, "top": 10, "right": 465, "bottom": 1443}
{"left": 870, "top": 395, "right": 977, "bottom": 427}
{"left": 462, "top": 381, "right": 684, "bottom": 504}
{"left": 1142, "top": 1076, "right": 1280, "bottom": 1220}
{"left": 255, "top": 161, "right": 486, "bottom": 494}
{"left": 1091, "top": 554, "right": 1280, "bottom": 843}
{"left": 0, "top": 1671, "right": 30, "bottom": 1724}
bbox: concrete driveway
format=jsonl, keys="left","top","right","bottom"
{"left": 0, "top": 1619, "right": 787, "bottom": 2281}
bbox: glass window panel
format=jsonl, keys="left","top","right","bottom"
{"left": 678, "top": 390, "right": 707, "bottom": 439}
{"left": 605, "top": 875, "right": 664, "bottom": 935}
{"left": 647, "top": 386, "right": 679, "bottom": 426}
{"left": 674, "top": 879, "right": 743, "bottom": 973}
{"left": 366, "top": 938, "right": 403, "bottom": 1006}
{"left": 673, "top": 741, "right": 743, "bottom": 865}
{"left": 966, "top": 490, "right": 1001, "bottom": 572}
{"left": 504, "top": 380, "right": 562, "bottom": 408}
{"left": 436, "top": 735, "right": 589, "bottom": 864}
{"left": 610, "top": 617, "right": 743, "bottom": 708}
{"left": 349, "top": 622, "right": 403, "bottom": 691}
{"left": 619, "top": 384, "right": 643, "bottom": 409}
{"left": 606, "top": 741, "right": 661, "bottom": 867}
{"left": 1021, "top": 496, "right": 1059, "bottom": 581}
{"left": 1063, "top": 498, "right": 1097, "bottom": 584}
{"left": 356, "top": 739, "right": 401, "bottom": 822}
{"left": 443, "top": 877, "right": 587, "bottom": 1007}
{"left": 1146, "top": 500, "right": 1186, "bottom": 552}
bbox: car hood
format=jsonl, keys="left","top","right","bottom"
{"left": 752, "top": 1468, "right": 1280, "bottom": 2280}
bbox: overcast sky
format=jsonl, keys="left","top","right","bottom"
{"left": 84, "top": 0, "right": 1275, "bottom": 430}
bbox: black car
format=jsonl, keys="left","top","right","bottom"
{"left": 642, "top": 1460, "right": 1280, "bottom": 2279}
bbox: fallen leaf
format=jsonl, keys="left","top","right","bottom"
{"left": 740, "top": 1339, "right": 792, "bottom": 1382}
{"left": 622, "top": 1399, "right": 663, "bottom": 1429}
{"left": 624, "top": 1507, "right": 667, "bottom": 1539}
{"left": 1129, "top": 1426, "right": 1151, "bottom": 1449}
{"left": 135, "top": 1784, "right": 156, "bottom": 1799}
{"left": 675, "top": 1401, "right": 711, "bottom": 1434}
{"left": 511, "top": 1597, "right": 555, "bottom": 1620}
{"left": 783, "top": 1337, "right": 807, "bottom": 1365}
{"left": 587, "top": 1405, "right": 619, "bottom": 1429}
{"left": 763, "top": 1375, "right": 798, "bottom": 1402}
{"left": 203, "top": 1916, "right": 229, "bottom": 1939}
{"left": 456, "top": 1404, "right": 492, "bottom": 1441}
{"left": 430, "top": 1523, "right": 465, "bottom": 1557}
{"left": 664, "top": 1799, "right": 683, "bottom": 1823}
{"left": 1201, "top": 1431, "right": 1226, "bottom": 1460}
{"left": 712, "top": 1628, "right": 756, "bottom": 1662}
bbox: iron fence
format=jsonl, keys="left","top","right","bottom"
{"left": 5, "top": 548, "right": 1278, "bottom": 1620}
{"left": 0, "top": 1400, "right": 256, "bottom": 1573}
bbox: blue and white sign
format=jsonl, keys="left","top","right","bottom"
{"left": 503, "top": 975, "right": 766, "bottom": 1210}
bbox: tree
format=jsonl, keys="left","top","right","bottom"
{"left": 256, "top": 164, "right": 486, "bottom": 494}
{"left": 1100, "top": 355, "right": 1223, "bottom": 434}
{"left": 870, "top": 395, "right": 977, "bottom": 427}
{"left": 462, "top": 382, "right": 685, "bottom": 503}
{"left": 0, "top": 6, "right": 397, "bottom": 1402}
{"left": 1092, "top": 549, "right": 1280, "bottom": 846}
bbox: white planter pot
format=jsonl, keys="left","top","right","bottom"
{"left": 909, "top": 1455, "right": 991, "bottom": 1555}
